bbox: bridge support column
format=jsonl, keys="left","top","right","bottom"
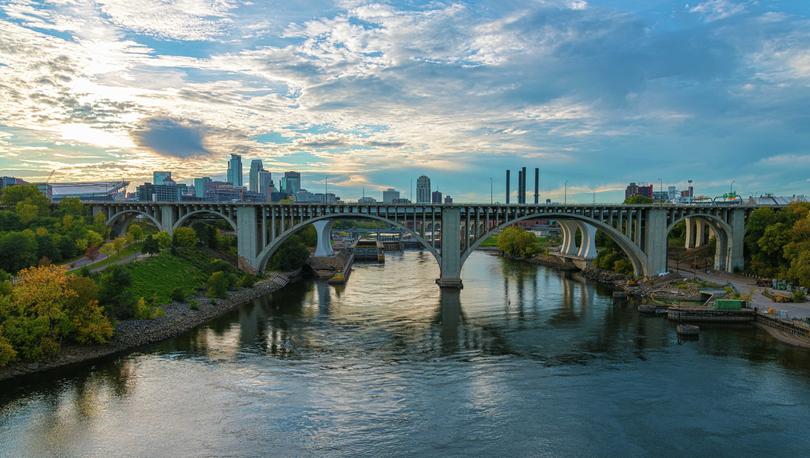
{"left": 684, "top": 217, "right": 696, "bottom": 249}
{"left": 644, "top": 209, "right": 668, "bottom": 276}
{"left": 160, "top": 205, "right": 176, "bottom": 235}
{"left": 313, "top": 220, "right": 335, "bottom": 257}
{"left": 236, "top": 207, "right": 259, "bottom": 273}
{"left": 694, "top": 222, "right": 706, "bottom": 248}
{"left": 437, "top": 207, "right": 463, "bottom": 289}
{"left": 729, "top": 209, "right": 745, "bottom": 272}
{"left": 575, "top": 222, "right": 597, "bottom": 260}
{"left": 559, "top": 221, "right": 579, "bottom": 255}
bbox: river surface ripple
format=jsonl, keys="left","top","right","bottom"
{"left": 2, "top": 251, "right": 810, "bottom": 457}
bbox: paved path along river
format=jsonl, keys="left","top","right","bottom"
{"left": 2, "top": 251, "right": 810, "bottom": 456}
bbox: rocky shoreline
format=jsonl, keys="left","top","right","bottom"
{"left": 0, "top": 270, "right": 302, "bottom": 383}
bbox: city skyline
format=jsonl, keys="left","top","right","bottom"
{"left": 1, "top": 1, "right": 809, "bottom": 203}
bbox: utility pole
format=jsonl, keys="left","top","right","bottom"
{"left": 564, "top": 180, "right": 568, "bottom": 205}
{"left": 324, "top": 175, "right": 328, "bottom": 204}
{"left": 490, "top": 177, "right": 493, "bottom": 204}
{"left": 592, "top": 191, "right": 595, "bottom": 204}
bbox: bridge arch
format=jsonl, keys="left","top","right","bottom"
{"left": 256, "top": 213, "right": 442, "bottom": 273}
{"left": 462, "top": 212, "right": 648, "bottom": 277}
{"left": 173, "top": 209, "right": 237, "bottom": 232}
{"left": 667, "top": 213, "right": 734, "bottom": 271}
{"left": 106, "top": 210, "right": 162, "bottom": 238}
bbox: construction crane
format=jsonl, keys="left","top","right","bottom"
{"left": 45, "top": 169, "right": 55, "bottom": 184}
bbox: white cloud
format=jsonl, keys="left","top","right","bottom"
{"left": 688, "top": 0, "right": 747, "bottom": 22}
{"left": 97, "top": 0, "right": 237, "bottom": 40}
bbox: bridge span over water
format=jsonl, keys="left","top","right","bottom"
{"left": 92, "top": 202, "right": 769, "bottom": 289}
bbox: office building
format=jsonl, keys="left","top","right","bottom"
{"left": 444, "top": 195, "right": 453, "bottom": 204}
{"left": 383, "top": 188, "right": 400, "bottom": 203}
{"left": 227, "top": 154, "right": 243, "bottom": 187}
{"left": 358, "top": 196, "right": 377, "bottom": 204}
{"left": 625, "top": 182, "right": 653, "bottom": 200}
{"left": 258, "top": 170, "right": 274, "bottom": 198}
{"left": 249, "top": 159, "right": 263, "bottom": 193}
{"left": 194, "top": 177, "right": 212, "bottom": 198}
{"left": 432, "top": 190, "right": 443, "bottom": 204}
{"left": 153, "top": 171, "right": 172, "bottom": 185}
{"left": 136, "top": 182, "right": 185, "bottom": 202}
{"left": 416, "top": 175, "right": 431, "bottom": 203}
{"left": 280, "top": 171, "right": 301, "bottom": 194}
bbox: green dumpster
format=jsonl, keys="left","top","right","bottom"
{"left": 714, "top": 299, "right": 745, "bottom": 310}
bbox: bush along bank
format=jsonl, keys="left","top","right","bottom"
{"left": 0, "top": 267, "right": 302, "bottom": 382}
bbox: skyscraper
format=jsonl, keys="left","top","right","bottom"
{"left": 193, "top": 177, "right": 212, "bottom": 198}
{"left": 280, "top": 171, "right": 301, "bottom": 194}
{"left": 153, "top": 171, "right": 171, "bottom": 185}
{"left": 249, "top": 159, "right": 263, "bottom": 193}
{"left": 383, "top": 188, "right": 400, "bottom": 203}
{"left": 416, "top": 175, "right": 431, "bottom": 203}
{"left": 227, "top": 154, "right": 243, "bottom": 187}
{"left": 258, "top": 170, "right": 274, "bottom": 198}
{"left": 432, "top": 190, "right": 443, "bottom": 204}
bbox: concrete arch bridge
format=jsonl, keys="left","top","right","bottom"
{"left": 93, "top": 202, "right": 765, "bottom": 289}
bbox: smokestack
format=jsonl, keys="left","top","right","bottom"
{"left": 521, "top": 166, "right": 527, "bottom": 204}
{"left": 534, "top": 168, "right": 539, "bottom": 204}
{"left": 506, "top": 170, "right": 511, "bottom": 204}
{"left": 517, "top": 169, "right": 523, "bottom": 204}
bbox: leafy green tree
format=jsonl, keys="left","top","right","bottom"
{"left": 85, "top": 230, "right": 104, "bottom": 249}
{"left": 127, "top": 223, "right": 145, "bottom": 242}
{"left": 0, "top": 329, "right": 15, "bottom": 367}
{"left": 1, "top": 185, "right": 49, "bottom": 214}
{"left": 154, "top": 231, "right": 172, "bottom": 250}
{"left": 98, "top": 265, "right": 135, "bottom": 319}
{"left": 624, "top": 195, "right": 653, "bottom": 204}
{"left": 270, "top": 236, "right": 310, "bottom": 271}
{"left": 206, "top": 271, "right": 229, "bottom": 298}
{"left": 496, "top": 226, "right": 543, "bottom": 258}
{"left": 142, "top": 234, "right": 160, "bottom": 255}
{"left": 64, "top": 276, "right": 112, "bottom": 344}
{"left": 0, "top": 231, "right": 38, "bottom": 273}
{"left": 172, "top": 227, "right": 198, "bottom": 248}
{"left": 57, "top": 198, "right": 85, "bottom": 217}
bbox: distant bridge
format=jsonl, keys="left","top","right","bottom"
{"left": 92, "top": 202, "right": 773, "bottom": 288}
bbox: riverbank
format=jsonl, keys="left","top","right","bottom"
{"left": 0, "top": 269, "right": 302, "bottom": 383}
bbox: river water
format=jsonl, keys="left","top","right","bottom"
{"left": 2, "top": 251, "right": 810, "bottom": 457}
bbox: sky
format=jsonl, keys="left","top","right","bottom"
{"left": 0, "top": 0, "right": 808, "bottom": 203}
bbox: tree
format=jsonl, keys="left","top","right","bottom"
{"left": 4, "top": 265, "right": 75, "bottom": 359}
{"left": 0, "top": 231, "right": 38, "bottom": 273}
{"left": 57, "top": 198, "right": 85, "bottom": 218}
{"left": 1, "top": 185, "right": 49, "bottom": 214}
{"left": 142, "top": 234, "right": 160, "bottom": 255}
{"left": 154, "top": 231, "right": 172, "bottom": 250}
{"left": 496, "top": 226, "right": 542, "bottom": 258}
{"left": 172, "top": 227, "right": 198, "bottom": 248}
{"left": 98, "top": 265, "right": 135, "bottom": 319}
{"left": 0, "top": 330, "right": 15, "bottom": 367}
{"left": 270, "top": 236, "right": 310, "bottom": 271}
{"left": 85, "top": 230, "right": 104, "bottom": 250}
{"left": 100, "top": 236, "right": 128, "bottom": 258}
{"left": 624, "top": 195, "right": 653, "bottom": 204}
{"left": 206, "top": 271, "right": 229, "bottom": 298}
{"left": 64, "top": 276, "right": 112, "bottom": 344}
{"left": 127, "top": 223, "right": 145, "bottom": 242}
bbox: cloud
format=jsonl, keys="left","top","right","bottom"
{"left": 132, "top": 118, "right": 211, "bottom": 157}
{"left": 96, "top": 0, "right": 237, "bottom": 41}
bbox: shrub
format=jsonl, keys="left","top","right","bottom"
{"left": 206, "top": 259, "right": 236, "bottom": 274}
{"left": 98, "top": 265, "right": 135, "bottom": 319}
{"left": 134, "top": 296, "right": 165, "bottom": 320}
{"left": 170, "top": 287, "right": 186, "bottom": 302}
{"left": 239, "top": 274, "right": 257, "bottom": 288}
{"left": 793, "top": 290, "right": 807, "bottom": 303}
{"left": 188, "top": 299, "right": 199, "bottom": 311}
{"left": 0, "top": 332, "right": 17, "bottom": 367}
{"left": 172, "top": 227, "right": 198, "bottom": 248}
{"left": 206, "top": 272, "right": 229, "bottom": 298}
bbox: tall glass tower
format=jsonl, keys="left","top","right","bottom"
{"left": 227, "top": 154, "right": 243, "bottom": 187}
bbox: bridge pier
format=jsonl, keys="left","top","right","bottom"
{"left": 437, "top": 207, "right": 462, "bottom": 289}
{"left": 575, "top": 222, "right": 597, "bottom": 260}
{"left": 160, "top": 205, "right": 176, "bottom": 235}
{"left": 644, "top": 209, "right": 668, "bottom": 276}
{"left": 313, "top": 220, "right": 335, "bottom": 257}
{"left": 729, "top": 209, "right": 745, "bottom": 272}
{"left": 236, "top": 207, "right": 260, "bottom": 273}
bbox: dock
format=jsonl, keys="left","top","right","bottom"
{"left": 667, "top": 306, "right": 755, "bottom": 323}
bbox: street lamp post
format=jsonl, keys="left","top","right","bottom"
{"left": 490, "top": 177, "right": 493, "bottom": 204}
{"left": 564, "top": 180, "right": 568, "bottom": 205}
{"left": 730, "top": 180, "right": 735, "bottom": 195}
